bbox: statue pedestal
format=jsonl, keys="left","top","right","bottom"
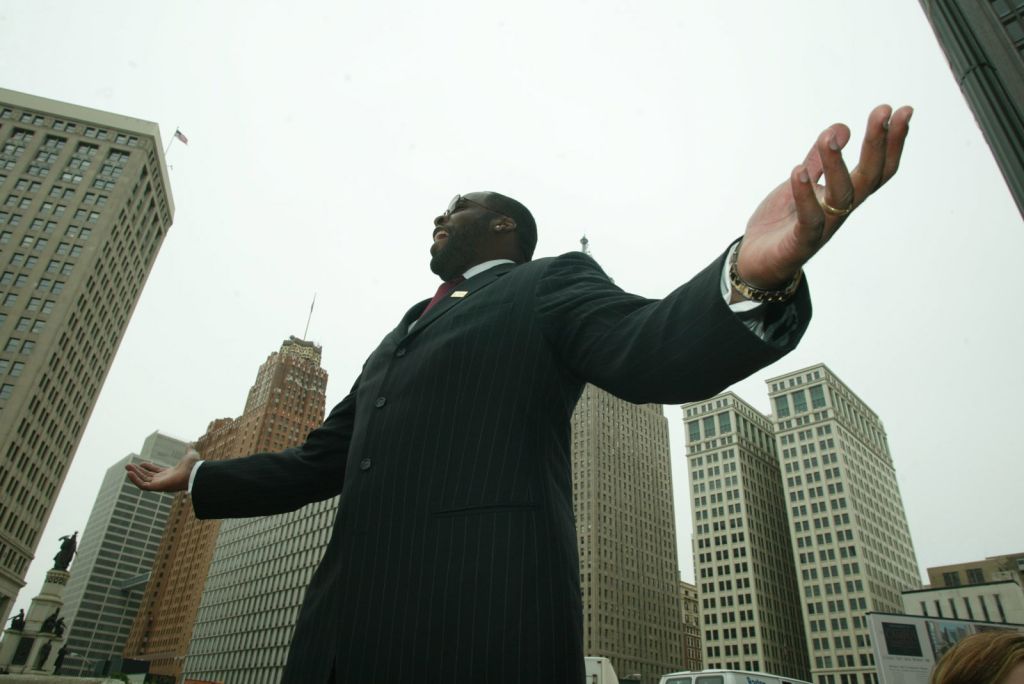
{"left": 0, "top": 570, "right": 69, "bottom": 674}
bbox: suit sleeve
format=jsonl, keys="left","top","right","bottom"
{"left": 190, "top": 376, "right": 359, "bottom": 519}
{"left": 535, "top": 248, "right": 811, "bottom": 405}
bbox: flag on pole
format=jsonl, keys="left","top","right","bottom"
{"left": 174, "top": 128, "right": 189, "bottom": 145}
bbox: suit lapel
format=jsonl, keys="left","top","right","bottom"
{"left": 401, "top": 262, "right": 516, "bottom": 342}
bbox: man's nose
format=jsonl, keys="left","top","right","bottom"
{"left": 434, "top": 214, "right": 446, "bottom": 227}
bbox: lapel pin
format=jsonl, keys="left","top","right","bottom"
{"left": 450, "top": 291, "right": 468, "bottom": 298}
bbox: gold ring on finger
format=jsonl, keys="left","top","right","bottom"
{"left": 820, "top": 195, "right": 854, "bottom": 216}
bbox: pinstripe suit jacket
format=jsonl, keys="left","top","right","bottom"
{"left": 191, "top": 248, "right": 810, "bottom": 683}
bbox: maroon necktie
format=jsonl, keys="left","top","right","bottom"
{"left": 419, "top": 277, "right": 465, "bottom": 319}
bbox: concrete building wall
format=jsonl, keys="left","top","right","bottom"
{"left": 0, "top": 88, "right": 174, "bottom": 623}
{"left": 59, "top": 432, "right": 186, "bottom": 676}
{"left": 684, "top": 392, "right": 810, "bottom": 680}
{"left": 927, "top": 553, "right": 1024, "bottom": 589}
{"left": 573, "top": 384, "right": 684, "bottom": 684}
{"left": 768, "top": 364, "right": 921, "bottom": 684}
{"left": 903, "top": 580, "right": 1024, "bottom": 626}
{"left": 918, "top": 0, "right": 1024, "bottom": 216}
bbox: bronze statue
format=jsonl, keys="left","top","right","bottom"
{"left": 41, "top": 608, "right": 59, "bottom": 633}
{"left": 54, "top": 644, "right": 68, "bottom": 674}
{"left": 7, "top": 608, "right": 25, "bottom": 631}
{"left": 52, "top": 531, "right": 78, "bottom": 571}
{"left": 53, "top": 616, "right": 65, "bottom": 637}
{"left": 36, "top": 641, "right": 51, "bottom": 670}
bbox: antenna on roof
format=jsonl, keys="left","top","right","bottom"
{"left": 303, "top": 293, "right": 316, "bottom": 340}
{"left": 580, "top": 234, "right": 590, "bottom": 255}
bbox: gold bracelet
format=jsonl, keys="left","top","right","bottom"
{"left": 728, "top": 243, "right": 802, "bottom": 303}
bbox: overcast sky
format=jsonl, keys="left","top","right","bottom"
{"left": 4, "top": 0, "right": 1022, "bottom": 602}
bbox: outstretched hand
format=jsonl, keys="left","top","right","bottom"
{"left": 735, "top": 104, "right": 913, "bottom": 291}
{"left": 125, "top": 446, "right": 200, "bottom": 493}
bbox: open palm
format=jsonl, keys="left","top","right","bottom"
{"left": 736, "top": 104, "right": 913, "bottom": 290}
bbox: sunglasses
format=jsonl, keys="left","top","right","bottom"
{"left": 445, "top": 194, "right": 506, "bottom": 219}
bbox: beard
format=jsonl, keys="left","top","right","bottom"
{"left": 429, "top": 219, "right": 489, "bottom": 281}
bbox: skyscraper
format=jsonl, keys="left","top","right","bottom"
{"left": 183, "top": 339, "right": 331, "bottom": 684}
{"left": 0, "top": 88, "right": 174, "bottom": 623}
{"left": 767, "top": 363, "right": 920, "bottom": 684}
{"left": 684, "top": 392, "right": 810, "bottom": 680}
{"left": 59, "top": 432, "right": 188, "bottom": 676}
{"left": 918, "top": 1, "right": 1024, "bottom": 215}
{"left": 124, "top": 337, "right": 327, "bottom": 682}
{"left": 572, "top": 384, "right": 684, "bottom": 684}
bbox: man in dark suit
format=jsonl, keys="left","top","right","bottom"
{"left": 128, "top": 104, "right": 912, "bottom": 683}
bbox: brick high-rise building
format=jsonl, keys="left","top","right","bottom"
{"left": 768, "top": 364, "right": 920, "bottom": 684}
{"left": 572, "top": 384, "right": 684, "bottom": 684}
{"left": 684, "top": 392, "right": 810, "bottom": 680}
{"left": 0, "top": 88, "right": 174, "bottom": 623}
{"left": 124, "top": 337, "right": 327, "bottom": 681}
{"left": 60, "top": 432, "right": 188, "bottom": 676}
{"left": 679, "top": 579, "right": 703, "bottom": 672}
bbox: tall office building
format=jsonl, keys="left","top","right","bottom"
{"left": 679, "top": 579, "right": 703, "bottom": 671}
{"left": 918, "top": 1, "right": 1024, "bottom": 215}
{"left": 60, "top": 432, "right": 188, "bottom": 676}
{"left": 183, "top": 338, "right": 330, "bottom": 684}
{"left": 572, "top": 384, "right": 684, "bottom": 684}
{"left": 124, "top": 337, "right": 327, "bottom": 682}
{"left": 684, "top": 392, "right": 810, "bottom": 680}
{"left": 0, "top": 89, "right": 173, "bottom": 623}
{"left": 768, "top": 364, "right": 920, "bottom": 684}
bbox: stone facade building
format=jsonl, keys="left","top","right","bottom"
{"left": 0, "top": 88, "right": 174, "bottom": 623}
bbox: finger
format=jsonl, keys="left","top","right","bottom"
{"left": 850, "top": 104, "right": 894, "bottom": 202}
{"left": 125, "top": 466, "right": 152, "bottom": 489}
{"left": 139, "top": 462, "right": 166, "bottom": 474}
{"left": 880, "top": 105, "right": 913, "bottom": 184}
{"left": 816, "top": 124, "right": 854, "bottom": 216}
{"left": 791, "top": 165, "right": 825, "bottom": 250}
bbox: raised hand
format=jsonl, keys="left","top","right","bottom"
{"left": 735, "top": 104, "right": 913, "bottom": 291}
{"left": 125, "top": 446, "right": 201, "bottom": 493}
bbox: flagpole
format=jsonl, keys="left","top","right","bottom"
{"left": 303, "top": 293, "right": 317, "bottom": 340}
{"left": 164, "top": 131, "right": 177, "bottom": 156}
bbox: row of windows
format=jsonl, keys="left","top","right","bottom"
{"left": 0, "top": 109, "right": 141, "bottom": 146}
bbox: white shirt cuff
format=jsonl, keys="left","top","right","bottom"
{"left": 187, "top": 460, "right": 203, "bottom": 494}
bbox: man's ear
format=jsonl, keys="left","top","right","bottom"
{"left": 492, "top": 217, "right": 517, "bottom": 233}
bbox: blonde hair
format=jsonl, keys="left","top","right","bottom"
{"left": 930, "top": 630, "right": 1024, "bottom": 684}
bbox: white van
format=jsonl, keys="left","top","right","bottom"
{"left": 659, "top": 669, "right": 813, "bottom": 684}
{"left": 584, "top": 656, "right": 619, "bottom": 684}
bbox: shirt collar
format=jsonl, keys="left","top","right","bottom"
{"left": 462, "top": 259, "right": 515, "bottom": 280}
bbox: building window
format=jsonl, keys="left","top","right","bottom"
{"left": 995, "top": 594, "right": 1007, "bottom": 622}
{"left": 775, "top": 395, "right": 790, "bottom": 417}
{"left": 942, "top": 571, "right": 962, "bottom": 587}
{"left": 688, "top": 420, "right": 701, "bottom": 442}
{"left": 792, "top": 389, "right": 808, "bottom": 412}
{"left": 966, "top": 568, "right": 985, "bottom": 584}
{"left": 703, "top": 416, "right": 716, "bottom": 438}
{"left": 718, "top": 412, "right": 731, "bottom": 433}
{"left": 0, "top": 384, "right": 12, "bottom": 400}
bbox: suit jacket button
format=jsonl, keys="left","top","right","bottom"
{"left": 375, "top": 396, "right": 387, "bottom": 408}
{"left": 395, "top": 348, "right": 406, "bottom": 357}
{"left": 360, "top": 458, "right": 372, "bottom": 471}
